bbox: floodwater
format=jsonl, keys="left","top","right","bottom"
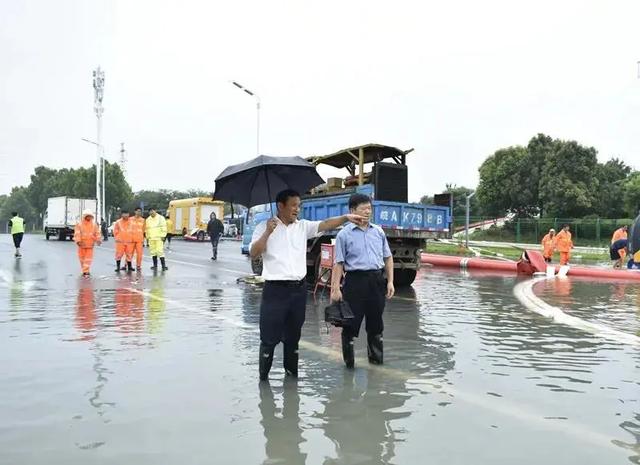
{"left": 0, "top": 235, "right": 638, "bottom": 464}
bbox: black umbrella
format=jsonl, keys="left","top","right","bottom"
{"left": 214, "top": 155, "right": 325, "bottom": 209}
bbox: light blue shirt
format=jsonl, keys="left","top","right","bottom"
{"left": 334, "top": 223, "right": 392, "bottom": 271}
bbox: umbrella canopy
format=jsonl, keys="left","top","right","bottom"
{"left": 214, "top": 155, "right": 325, "bottom": 208}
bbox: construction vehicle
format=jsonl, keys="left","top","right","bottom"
{"left": 241, "top": 144, "right": 451, "bottom": 286}
{"left": 167, "top": 197, "right": 224, "bottom": 241}
{"left": 44, "top": 197, "right": 98, "bottom": 241}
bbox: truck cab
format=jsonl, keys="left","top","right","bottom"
{"left": 242, "top": 144, "right": 451, "bottom": 286}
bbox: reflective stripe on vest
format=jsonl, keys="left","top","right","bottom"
{"left": 11, "top": 217, "right": 24, "bottom": 234}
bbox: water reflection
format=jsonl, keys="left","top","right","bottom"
{"left": 75, "top": 280, "right": 97, "bottom": 340}
{"left": 259, "top": 380, "right": 307, "bottom": 465}
{"left": 115, "top": 286, "right": 144, "bottom": 335}
{"left": 321, "top": 369, "right": 410, "bottom": 464}
{"left": 147, "top": 276, "right": 166, "bottom": 334}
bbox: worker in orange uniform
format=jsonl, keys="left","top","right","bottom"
{"left": 554, "top": 224, "right": 574, "bottom": 266}
{"left": 131, "top": 207, "right": 146, "bottom": 272}
{"left": 611, "top": 225, "right": 628, "bottom": 263}
{"left": 611, "top": 225, "right": 628, "bottom": 244}
{"left": 541, "top": 228, "right": 556, "bottom": 263}
{"left": 73, "top": 210, "right": 102, "bottom": 276}
{"left": 113, "top": 210, "right": 135, "bottom": 273}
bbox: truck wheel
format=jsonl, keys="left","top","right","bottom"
{"left": 57, "top": 230, "right": 65, "bottom": 241}
{"left": 394, "top": 269, "right": 417, "bottom": 287}
{"left": 251, "top": 257, "right": 263, "bottom": 276}
{"left": 45, "top": 232, "right": 50, "bottom": 240}
{"left": 182, "top": 227, "right": 187, "bottom": 236}
{"left": 197, "top": 231, "right": 205, "bottom": 241}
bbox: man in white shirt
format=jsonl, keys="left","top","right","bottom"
{"left": 250, "top": 189, "right": 365, "bottom": 381}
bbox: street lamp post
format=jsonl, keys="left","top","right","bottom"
{"left": 81, "top": 138, "right": 107, "bottom": 223}
{"left": 465, "top": 192, "right": 476, "bottom": 248}
{"left": 93, "top": 67, "right": 105, "bottom": 223}
{"left": 231, "top": 81, "right": 261, "bottom": 155}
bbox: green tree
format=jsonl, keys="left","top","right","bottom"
{"left": 476, "top": 145, "right": 538, "bottom": 217}
{"left": 594, "top": 158, "right": 632, "bottom": 218}
{"left": 623, "top": 172, "right": 640, "bottom": 217}
{"left": 419, "top": 195, "right": 434, "bottom": 205}
{"left": 539, "top": 140, "right": 599, "bottom": 217}
{"left": 1, "top": 187, "right": 37, "bottom": 230}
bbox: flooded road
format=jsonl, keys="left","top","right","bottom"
{"left": 0, "top": 234, "right": 639, "bottom": 464}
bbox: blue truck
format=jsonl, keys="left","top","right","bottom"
{"left": 241, "top": 144, "right": 451, "bottom": 286}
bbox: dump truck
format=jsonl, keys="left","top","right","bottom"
{"left": 241, "top": 144, "right": 451, "bottom": 286}
{"left": 167, "top": 197, "right": 225, "bottom": 241}
{"left": 44, "top": 197, "right": 98, "bottom": 241}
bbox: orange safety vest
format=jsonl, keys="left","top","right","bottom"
{"left": 541, "top": 233, "right": 556, "bottom": 256}
{"left": 611, "top": 228, "right": 627, "bottom": 244}
{"left": 555, "top": 230, "right": 573, "bottom": 253}
{"left": 114, "top": 218, "right": 134, "bottom": 243}
{"left": 74, "top": 219, "right": 101, "bottom": 249}
{"left": 131, "top": 216, "right": 145, "bottom": 242}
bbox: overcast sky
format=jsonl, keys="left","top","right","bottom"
{"left": 2, "top": 0, "right": 640, "bottom": 202}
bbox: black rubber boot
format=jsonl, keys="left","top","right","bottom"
{"left": 259, "top": 343, "right": 275, "bottom": 381}
{"left": 127, "top": 261, "right": 134, "bottom": 272}
{"left": 115, "top": 260, "right": 121, "bottom": 272}
{"left": 160, "top": 257, "right": 168, "bottom": 271}
{"left": 341, "top": 331, "right": 355, "bottom": 369}
{"left": 283, "top": 343, "right": 299, "bottom": 378}
{"left": 367, "top": 333, "right": 383, "bottom": 365}
{"left": 151, "top": 256, "right": 158, "bottom": 270}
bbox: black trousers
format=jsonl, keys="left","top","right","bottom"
{"left": 210, "top": 236, "right": 220, "bottom": 257}
{"left": 342, "top": 270, "right": 386, "bottom": 338}
{"left": 12, "top": 233, "right": 23, "bottom": 248}
{"left": 260, "top": 281, "right": 307, "bottom": 348}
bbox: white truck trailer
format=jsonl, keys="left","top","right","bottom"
{"left": 44, "top": 197, "right": 97, "bottom": 241}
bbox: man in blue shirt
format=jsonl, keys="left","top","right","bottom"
{"left": 330, "top": 193, "right": 395, "bottom": 368}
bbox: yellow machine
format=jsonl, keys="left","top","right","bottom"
{"left": 167, "top": 197, "right": 224, "bottom": 239}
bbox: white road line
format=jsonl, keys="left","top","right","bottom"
{"left": 127, "top": 286, "right": 617, "bottom": 451}
{"left": 513, "top": 277, "right": 640, "bottom": 346}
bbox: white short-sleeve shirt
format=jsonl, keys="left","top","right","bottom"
{"left": 250, "top": 218, "right": 321, "bottom": 280}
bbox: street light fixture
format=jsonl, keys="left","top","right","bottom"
{"left": 92, "top": 67, "right": 105, "bottom": 223}
{"left": 231, "top": 81, "right": 261, "bottom": 156}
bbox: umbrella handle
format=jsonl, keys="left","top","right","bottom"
{"left": 265, "top": 167, "right": 274, "bottom": 217}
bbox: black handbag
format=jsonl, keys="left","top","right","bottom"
{"left": 324, "top": 301, "right": 355, "bottom": 327}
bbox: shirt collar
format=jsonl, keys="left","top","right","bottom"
{"left": 347, "top": 222, "right": 373, "bottom": 231}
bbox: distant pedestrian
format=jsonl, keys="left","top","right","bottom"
{"left": 610, "top": 238, "right": 628, "bottom": 269}
{"left": 113, "top": 210, "right": 135, "bottom": 272}
{"left": 207, "top": 212, "right": 224, "bottom": 260}
{"left": 555, "top": 224, "right": 574, "bottom": 266}
{"left": 541, "top": 228, "right": 556, "bottom": 263}
{"left": 145, "top": 207, "right": 168, "bottom": 271}
{"left": 132, "top": 207, "right": 145, "bottom": 271}
{"left": 100, "top": 219, "right": 109, "bottom": 242}
{"left": 611, "top": 225, "right": 628, "bottom": 244}
{"left": 165, "top": 215, "right": 174, "bottom": 250}
{"left": 8, "top": 212, "right": 25, "bottom": 258}
{"left": 73, "top": 210, "right": 101, "bottom": 277}
{"left": 250, "top": 189, "right": 365, "bottom": 381}
{"left": 330, "top": 193, "right": 394, "bottom": 369}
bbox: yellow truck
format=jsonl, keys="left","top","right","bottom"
{"left": 167, "top": 197, "right": 225, "bottom": 241}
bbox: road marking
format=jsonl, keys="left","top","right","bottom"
{"left": 513, "top": 277, "right": 640, "bottom": 346}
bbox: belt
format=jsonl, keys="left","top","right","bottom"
{"left": 265, "top": 279, "right": 306, "bottom": 287}
{"left": 345, "top": 269, "right": 383, "bottom": 275}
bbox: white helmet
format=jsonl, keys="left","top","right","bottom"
{"left": 82, "top": 209, "right": 94, "bottom": 218}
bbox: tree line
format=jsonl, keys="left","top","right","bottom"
{"left": 421, "top": 133, "right": 640, "bottom": 220}
{"left": 0, "top": 163, "right": 218, "bottom": 229}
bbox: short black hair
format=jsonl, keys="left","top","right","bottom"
{"left": 348, "top": 193, "right": 371, "bottom": 210}
{"left": 562, "top": 223, "right": 570, "bottom": 229}
{"left": 135, "top": 207, "right": 142, "bottom": 211}
{"left": 11, "top": 212, "right": 17, "bottom": 216}
{"left": 276, "top": 189, "right": 300, "bottom": 205}
{"left": 148, "top": 206, "right": 156, "bottom": 211}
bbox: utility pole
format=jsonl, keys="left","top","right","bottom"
{"left": 92, "top": 67, "right": 105, "bottom": 223}
{"left": 465, "top": 192, "right": 476, "bottom": 248}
